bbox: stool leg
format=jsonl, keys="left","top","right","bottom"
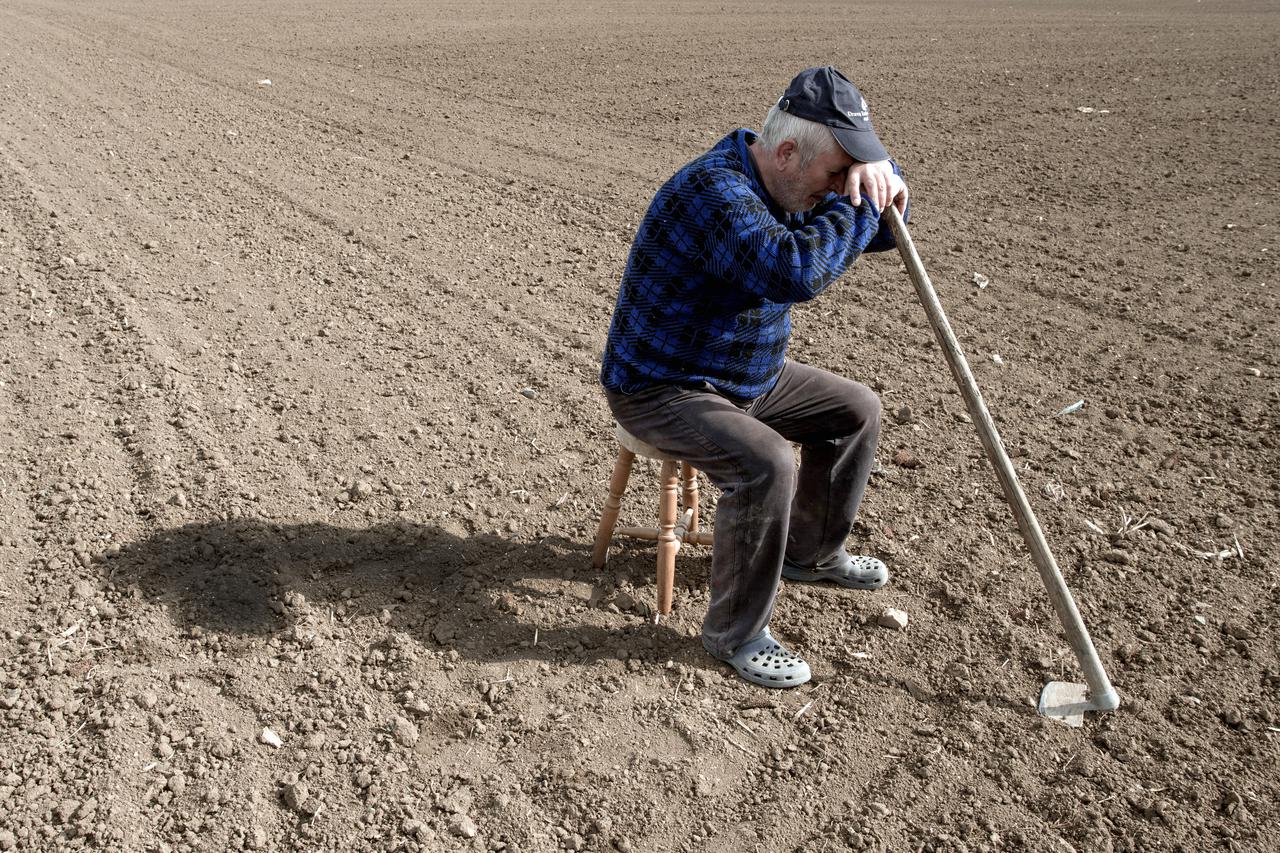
{"left": 592, "top": 447, "right": 636, "bottom": 569}
{"left": 681, "top": 462, "right": 700, "bottom": 533}
{"left": 656, "top": 459, "right": 679, "bottom": 615}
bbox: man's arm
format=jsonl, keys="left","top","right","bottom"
{"left": 700, "top": 173, "right": 884, "bottom": 304}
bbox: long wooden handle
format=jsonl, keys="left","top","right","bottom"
{"left": 884, "top": 205, "right": 1119, "bottom": 711}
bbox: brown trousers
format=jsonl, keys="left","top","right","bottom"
{"left": 606, "top": 360, "right": 881, "bottom": 657}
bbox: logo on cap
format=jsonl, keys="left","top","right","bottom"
{"left": 845, "top": 97, "right": 869, "bottom": 121}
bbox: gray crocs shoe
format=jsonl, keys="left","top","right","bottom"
{"left": 704, "top": 628, "right": 812, "bottom": 689}
{"left": 782, "top": 551, "right": 889, "bottom": 590}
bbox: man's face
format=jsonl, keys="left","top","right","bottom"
{"left": 773, "top": 144, "right": 856, "bottom": 213}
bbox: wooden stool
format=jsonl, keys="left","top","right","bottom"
{"left": 591, "top": 424, "right": 714, "bottom": 615}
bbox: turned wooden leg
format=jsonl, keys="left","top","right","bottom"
{"left": 592, "top": 447, "right": 636, "bottom": 569}
{"left": 656, "top": 459, "right": 680, "bottom": 615}
{"left": 681, "top": 462, "right": 700, "bottom": 533}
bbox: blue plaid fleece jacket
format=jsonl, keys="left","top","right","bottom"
{"left": 601, "top": 128, "right": 903, "bottom": 400}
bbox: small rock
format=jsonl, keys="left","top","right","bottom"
{"left": 210, "top": 737, "right": 234, "bottom": 759}
{"left": 260, "top": 727, "right": 284, "bottom": 749}
{"left": 1103, "top": 550, "right": 1132, "bottom": 566}
{"left": 519, "top": 388, "right": 537, "bottom": 399}
{"left": 449, "top": 814, "right": 478, "bottom": 839}
{"left": 1146, "top": 517, "right": 1174, "bottom": 536}
{"left": 878, "top": 608, "right": 909, "bottom": 630}
{"left": 391, "top": 716, "right": 419, "bottom": 747}
{"left": 280, "top": 779, "right": 309, "bottom": 811}
{"left": 868, "top": 801, "right": 892, "bottom": 817}
{"left": 167, "top": 773, "right": 186, "bottom": 796}
{"left": 1222, "top": 621, "right": 1253, "bottom": 640}
{"left": 135, "top": 691, "right": 158, "bottom": 710}
{"left": 972, "top": 272, "right": 989, "bottom": 289}
{"left": 0, "top": 829, "right": 15, "bottom": 850}
{"left": 1215, "top": 514, "right": 1233, "bottom": 530}
{"left": 350, "top": 480, "right": 374, "bottom": 501}
{"left": 443, "top": 788, "right": 473, "bottom": 815}
{"left": 891, "top": 449, "right": 922, "bottom": 469}
{"left": 302, "top": 732, "right": 325, "bottom": 750}
{"left": 892, "top": 406, "right": 913, "bottom": 425}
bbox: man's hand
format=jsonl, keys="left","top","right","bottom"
{"left": 845, "top": 160, "right": 908, "bottom": 216}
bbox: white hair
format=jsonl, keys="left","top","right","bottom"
{"left": 757, "top": 103, "right": 838, "bottom": 167}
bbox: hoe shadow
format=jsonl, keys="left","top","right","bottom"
{"left": 104, "top": 518, "right": 714, "bottom": 670}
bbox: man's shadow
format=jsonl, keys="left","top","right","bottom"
{"left": 105, "top": 518, "right": 712, "bottom": 669}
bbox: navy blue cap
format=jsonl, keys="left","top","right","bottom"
{"left": 777, "top": 66, "right": 889, "bottom": 163}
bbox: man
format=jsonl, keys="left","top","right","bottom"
{"left": 600, "top": 66, "right": 908, "bottom": 688}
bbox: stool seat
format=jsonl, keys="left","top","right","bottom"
{"left": 592, "top": 423, "right": 713, "bottom": 615}
{"left": 615, "top": 424, "right": 678, "bottom": 462}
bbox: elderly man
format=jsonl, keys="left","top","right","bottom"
{"left": 600, "top": 67, "right": 908, "bottom": 688}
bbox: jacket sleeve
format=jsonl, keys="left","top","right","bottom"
{"left": 698, "top": 169, "right": 884, "bottom": 304}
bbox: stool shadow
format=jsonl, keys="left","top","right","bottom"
{"left": 105, "top": 518, "right": 711, "bottom": 670}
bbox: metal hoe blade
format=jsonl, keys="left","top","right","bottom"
{"left": 884, "top": 206, "right": 1120, "bottom": 725}
{"left": 1039, "top": 681, "right": 1091, "bottom": 728}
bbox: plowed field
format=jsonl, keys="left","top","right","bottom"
{"left": 1, "top": 1, "right": 1277, "bottom": 851}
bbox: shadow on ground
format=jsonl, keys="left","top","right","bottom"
{"left": 104, "top": 518, "right": 716, "bottom": 670}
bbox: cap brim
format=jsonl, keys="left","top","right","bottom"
{"left": 832, "top": 126, "right": 889, "bottom": 163}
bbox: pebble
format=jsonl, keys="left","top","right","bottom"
{"left": 449, "top": 814, "right": 478, "bottom": 838}
{"left": 280, "top": 779, "right": 310, "bottom": 812}
{"left": 892, "top": 406, "right": 914, "bottom": 425}
{"left": 1215, "top": 514, "right": 1234, "bottom": 529}
{"left": 1222, "top": 621, "right": 1253, "bottom": 640}
{"left": 1103, "top": 550, "right": 1132, "bottom": 566}
{"left": 892, "top": 449, "right": 923, "bottom": 469}
{"left": 519, "top": 388, "right": 538, "bottom": 399}
{"left": 167, "top": 773, "right": 186, "bottom": 795}
{"left": 260, "top": 727, "right": 284, "bottom": 748}
{"left": 878, "top": 608, "right": 909, "bottom": 630}
{"left": 391, "top": 716, "right": 419, "bottom": 747}
{"left": 0, "top": 829, "right": 15, "bottom": 850}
